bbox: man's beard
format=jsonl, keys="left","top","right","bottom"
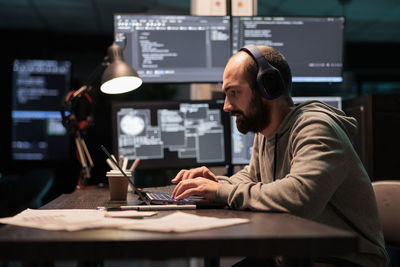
{"left": 231, "top": 93, "right": 271, "bottom": 134}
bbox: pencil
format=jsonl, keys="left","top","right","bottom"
{"left": 122, "top": 156, "right": 128, "bottom": 171}
{"left": 119, "top": 155, "right": 124, "bottom": 168}
{"left": 106, "top": 158, "right": 118, "bottom": 170}
{"left": 111, "top": 154, "right": 117, "bottom": 165}
{"left": 128, "top": 158, "right": 140, "bottom": 172}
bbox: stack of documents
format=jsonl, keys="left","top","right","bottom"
{"left": 0, "top": 209, "right": 249, "bottom": 232}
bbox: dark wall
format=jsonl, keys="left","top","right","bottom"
{"left": 0, "top": 30, "right": 114, "bottom": 201}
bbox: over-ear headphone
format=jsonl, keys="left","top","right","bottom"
{"left": 239, "top": 45, "right": 285, "bottom": 100}
{"left": 61, "top": 90, "right": 94, "bottom": 135}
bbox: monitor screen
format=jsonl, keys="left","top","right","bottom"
{"left": 231, "top": 96, "right": 342, "bottom": 165}
{"left": 112, "top": 99, "right": 231, "bottom": 170}
{"left": 232, "top": 16, "right": 344, "bottom": 83}
{"left": 11, "top": 59, "right": 71, "bottom": 161}
{"left": 113, "top": 15, "right": 231, "bottom": 83}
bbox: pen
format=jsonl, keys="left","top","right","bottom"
{"left": 118, "top": 204, "right": 197, "bottom": 211}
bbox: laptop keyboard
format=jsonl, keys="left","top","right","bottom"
{"left": 147, "top": 192, "right": 172, "bottom": 201}
{"left": 146, "top": 192, "right": 193, "bottom": 203}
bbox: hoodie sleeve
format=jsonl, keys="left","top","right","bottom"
{"left": 216, "top": 113, "right": 352, "bottom": 219}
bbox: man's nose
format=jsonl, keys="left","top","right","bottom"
{"left": 223, "top": 97, "right": 233, "bottom": 112}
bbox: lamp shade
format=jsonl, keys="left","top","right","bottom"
{"left": 100, "top": 43, "right": 142, "bottom": 94}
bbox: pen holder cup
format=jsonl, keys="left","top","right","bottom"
{"left": 128, "top": 175, "right": 135, "bottom": 192}
{"left": 106, "top": 170, "right": 132, "bottom": 201}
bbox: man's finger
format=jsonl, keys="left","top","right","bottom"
{"left": 172, "top": 179, "right": 197, "bottom": 199}
{"left": 187, "top": 170, "right": 199, "bottom": 180}
{"left": 172, "top": 178, "right": 191, "bottom": 198}
{"left": 175, "top": 187, "right": 202, "bottom": 200}
{"left": 181, "top": 168, "right": 201, "bottom": 181}
{"left": 182, "top": 170, "right": 192, "bottom": 181}
{"left": 171, "top": 182, "right": 182, "bottom": 198}
{"left": 171, "top": 169, "right": 187, "bottom": 183}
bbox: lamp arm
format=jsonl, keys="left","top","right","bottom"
{"left": 82, "top": 59, "right": 109, "bottom": 92}
{"left": 66, "top": 59, "right": 108, "bottom": 103}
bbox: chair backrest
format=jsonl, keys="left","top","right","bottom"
{"left": 372, "top": 180, "right": 400, "bottom": 249}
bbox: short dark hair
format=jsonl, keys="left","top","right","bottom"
{"left": 243, "top": 46, "right": 292, "bottom": 96}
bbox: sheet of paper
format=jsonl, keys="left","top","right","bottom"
{"left": 0, "top": 209, "right": 250, "bottom": 232}
{"left": 120, "top": 211, "right": 249, "bottom": 232}
{"left": 0, "top": 209, "right": 136, "bottom": 231}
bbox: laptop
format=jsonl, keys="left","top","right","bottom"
{"left": 101, "top": 145, "right": 225, "bottom": 209}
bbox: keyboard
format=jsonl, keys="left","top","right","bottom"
{"left": 145, "top": 191, "right": 194, "bottom": 204}
{"left": 146, "top": 192, "right": 173, "bottom": 201}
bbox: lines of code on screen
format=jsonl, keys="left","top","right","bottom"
{"left": 11, "top": 59, "right": 71, "bottom": 161}
{"left": 114, "top": 15, "right": 231, "bottom": 83}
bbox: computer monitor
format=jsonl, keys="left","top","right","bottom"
{"left": 292, "top": 96, "right": 342, "bottom": 110}
{"left": 231, "top": 96, "right": 342, "bottom": 165}
{"left": 11, "top": 59, "right": 71, "bottom": 161}
{"left": 113, "top": 14, "right": 231, "bottom": 83}
{"left": 112, "top": 99, "right": 231, "bottom": 170}
{"left": 231, "top": 16, "right": 344, "bottom": 83}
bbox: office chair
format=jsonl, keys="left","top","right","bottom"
{"left": 372, "top": 180, "right": 400, "bottom": 249}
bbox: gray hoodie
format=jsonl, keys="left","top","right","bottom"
{"left": 216, "top": 100, "right": 389, "bottom": 266}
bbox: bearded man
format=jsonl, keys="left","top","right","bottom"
{"left": 171, "top": 45, "right": 389, "bottom": 267}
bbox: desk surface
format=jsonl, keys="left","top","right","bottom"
{"left": 0, "top": 187, "right": 358, "bottom": 261}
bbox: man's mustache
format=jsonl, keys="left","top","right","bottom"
{"left": 230, "top": 110, "right": 245, "bottom": 117}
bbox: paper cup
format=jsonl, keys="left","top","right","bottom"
{"left": 106, "top": 170, "right": 131, "bottom": 201}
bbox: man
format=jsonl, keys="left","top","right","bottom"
{"left": 171, "top": 45, "right": 389, "bottom": 266}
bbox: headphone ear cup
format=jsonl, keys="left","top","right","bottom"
{"left": 240, "top": 45, "right": 285, "bottom": 100}
{"left": 260, "top": 69, "right": 285, "bottom": 100}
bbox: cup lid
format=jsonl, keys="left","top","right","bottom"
{"left": 106, "top": 170, "right": 132, "bottom": 176}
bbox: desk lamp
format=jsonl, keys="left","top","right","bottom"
{"left": 61, "top": 42, "right": 142, "bottom": 187}
{"left": 101, "top": 42, "right": 142, "bottom": 94}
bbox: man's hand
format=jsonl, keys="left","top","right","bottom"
{"left": 172, "top": 177, "right": 222, "bottom": 201}
{"left": 171, "top": 166, "right": 217, "bottom": 184}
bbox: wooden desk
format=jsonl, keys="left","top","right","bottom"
{"left": 0, "top": 187, "right": 358, "bottom": 263}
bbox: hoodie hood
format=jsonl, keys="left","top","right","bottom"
{"left": 272, "top": 100, "right": 358, "bottom": 141}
